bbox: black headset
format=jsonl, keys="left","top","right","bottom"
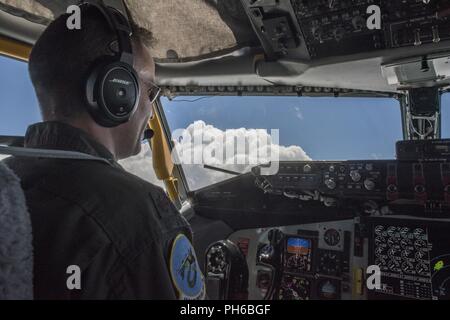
{"left": 84, "top": 0, "right": 140, "bottom": 128}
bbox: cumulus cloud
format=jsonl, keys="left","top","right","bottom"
{"left": 171, "top": 121, "right": 311, "bottom": 190}
{"left": 119, "top": 143, "right": 165, "bottom": 188}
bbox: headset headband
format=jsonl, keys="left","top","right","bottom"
{"left": 81, "top": 0, "right": 134, "bottom": 65}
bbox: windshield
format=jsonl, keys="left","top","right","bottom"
{"left": 161, "top": 96, "right": 403, "bottom": 191}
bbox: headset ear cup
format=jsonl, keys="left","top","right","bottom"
{"left": 85, "top": 60, "right": 140, "bottom": 128}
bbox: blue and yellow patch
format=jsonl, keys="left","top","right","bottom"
{"left": 169, "top": 234, "right": 205, "bottom": 300}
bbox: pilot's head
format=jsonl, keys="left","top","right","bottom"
{"left": 28, "top": 5, "right": 155, "bottom": 160}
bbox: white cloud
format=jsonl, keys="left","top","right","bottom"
{"left": 172, "top": 121, "right": 311, "bottom": 190}
{"left": 119, "top": 143, "right": 165, "bottom": 188}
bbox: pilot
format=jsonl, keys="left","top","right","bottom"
{"left": 3, "top": 3, "right": 205, "bottom": 300}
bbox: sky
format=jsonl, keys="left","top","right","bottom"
{"left": 1, "top": 54, "right": 449, "bottom": 190}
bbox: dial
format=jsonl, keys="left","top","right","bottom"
{"left": 287, "top": 255, "right": 306, "bottom": 270}
{"left": 318, "top": 250, "right": 341, "bottom": 276}
{"left": 317, "top": 279, "right": 339, "bottom": 300}
{"left": 400, "top": 227, "right": 410, "bottom": 238}
{"left": 416, "top": 262, "right": 430, "bottom": 276}
{"left": 414, "top": 239, "right": 427, "bottom": 250}
{"left": 374, "top": 225, "right": 384, "bottom": 236}
{"left": 388, "top": 260, "right": 400, "bottom": 272}
{"left": 413, "top": 228, "right": 425, "bottom": 239}
{"left": 387, "top": 226, "right": 397, "bottom": 237}
{"left": 415, "top": 249, "right": 427, "bottom": 261}
{"left": 402, "top": 261, "right": 415, "bottom": 274}
{"left": 400, "top": 238, "right": 412, "bottom": 248}
{"left": 278, "top": 276, "right": 310, "bottom": 300}
{"left": 375, "top": 236, "right": 386, "bottom": 246}
{"left": 324, "top": 229, "right": 341, "bottom": 247}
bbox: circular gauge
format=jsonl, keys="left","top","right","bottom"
{"left": 375, "top": 246, "right": 385, "bottom": 257}
{"left": 375, "top": 236, "right": 386, "bottom": 246}
{"left": 278, "top": 276, "right": 310, "bottom": 300}
{"left": 413, "top": 228, "right": 425, "bottom": 239}
{"left": 402, "top": 261, "right": 414, "bottom": 274}
{"left": 318, "top": 279, "right": 339, "bottom": 300}
{"left": 375, "top": 258, "right": 388, "bottom": 270}
{"left": 387, "top": 226, "right": 397, "bottom": 237}
{"left": 387, "top": 237, "right": 396, "bottom": 247}
{"left": 388, "top": 247, "right": 400, "bottom": 259}
{"left": 287, "top": 254, "right": 307, "bottom": 270}
{"left": 400, "top": 227, "right": 410, "bottom": 238}
{"left": 415, "top": 249, "right": 427, "bottom": 260}
{"left": 416, "top": 262, "right": 430, "bottom": 276}
{"left": 375, "top": 225, "right": 384, "bottom": 236}
{"left": 324, "top": 229, "right": 341, "bottom": 247}
{"left": 401, "top": 249, "right": 412, "bottom": 259}
{"left": 207, "top": 245, "right": 227, "bottom": 273}
{"left": 388, "top": 260, "right": 400, "bottom": 272}
{"left": 414, "top": 239, "right": 427, "bottom": 250}
{"left": 400, "top": 238, "right": 412, "bottom": 248}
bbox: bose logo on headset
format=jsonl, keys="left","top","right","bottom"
{"left": 109, "top": 78, "right": 133, "bottom": 86}
{"left": 82, "top": 0, "right": 140, "bottom": 128}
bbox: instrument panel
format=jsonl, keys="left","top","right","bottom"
{"left": 206, "top": 217, "right": 450, "bottom": 300}
{"left": 253, "top": 159, "right": 450, "bottom": 214}
{"left": 243, "top": 0, "right": 450, "bottom": 59}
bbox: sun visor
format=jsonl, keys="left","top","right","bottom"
{"left": 0, "top": 0, "right": 258, "bottom": 62}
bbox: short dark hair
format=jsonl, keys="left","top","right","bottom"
{"left": 29, "top": 5, "right": 151, "bottom": 121}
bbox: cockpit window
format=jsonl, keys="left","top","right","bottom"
{"left": 161, "top": 96, "right": 403, "bottom": 191}
{"left": 0, "top": 55, "right": 41, "bottom": 136}
{"left": 441, "top": 93, "right": 450, "bottom": 139}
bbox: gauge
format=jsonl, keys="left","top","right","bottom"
{"left": 415, "top": 249, "right": 427, "bottom": 261}
{"left": 387, "top": 237, "right": 396, "bottom": 247}
{"left": 375, "top": 246, "right": 385, "bottom": 257}
{"left": 416, "top": 262, "right": 430, "bottom": 276}
{"left": 287, "top": 255, "right": 307, "bottom": 270}
{"left": 375, "top": 257, "right": 387, "bottom": 269}
{"left": 375, "top": 236, "right": 385, "bottom": 246}
{"left": 388, "top": 260, "right": 400, "bottom": 272}
{"left": 388, "top": 247, "right": 400, "bottom": 259}
{"left": 401, "top": 249, "right": 412, "bottom": 259}
{"left": 414, "top": 239, "right": 427, "bottom": 250}
{"left": 400, "top": 238, "right": 412, "bottom": 248}
{"left": 318, "top": 250, "right": 341, "bottom": 276}
{"left": 317, "top": 279, "right": 339, "bottom": 300}
{"left": 400, "top": 227, "right": 410, "bottom": 238}
{"left": 374, "top": 225, "right": 384, "bottom": 236}
{"left": 324, "top": 229, "right": 341, "bottom": 247}
{"left": 387, "top": 226, "right": 397, "bottom": 237}
{"left": 278, "top": 276, "right": 310, "bottom": 300}
{"left": 402, "top": 261, "right": 414, "bottom": 274}
{"left": 413, "top": 228, "right": 425, "bottom": 239}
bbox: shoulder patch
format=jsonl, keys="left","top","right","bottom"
{"left": 169, "top": 234, "right": 205, "bottom": 300}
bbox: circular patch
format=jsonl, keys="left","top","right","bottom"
{"left": 170, "top": 234, "right": 205, "bottom": 300}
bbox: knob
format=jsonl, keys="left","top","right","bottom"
{"left": 325, "top": 178, "right": 336, "bottom": 190}
{"left": 387, "top": 184, "right": 398, "bottom": 193}
{"left": 350, "top": 170, "right": 361, "bottom": 182}
{"left": 364, "top": 179, "right": 376, "bottom": 191}
{"left": 415, "top": 185, "right": 426, "bottom": 194}
{"left": 258, "top": 244, "right": 275, "bottom": 264}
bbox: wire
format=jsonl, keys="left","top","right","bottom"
{"left": 170, "top": 96, "right": 218, "bottom": 103}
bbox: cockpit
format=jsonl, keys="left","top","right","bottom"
{"left": 2, "top": 0, "right": 450, "bottom": 301}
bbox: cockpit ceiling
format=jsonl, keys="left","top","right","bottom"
{"left": 0, "top": 0, "right": 256, "bottom": 62}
